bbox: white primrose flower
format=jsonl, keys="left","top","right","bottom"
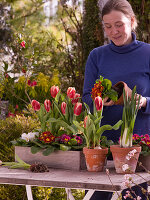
{"left": 27, "top": 132, "right": 39, "bottom": 141}
{"left": 21, "top": 132, "right": 39, "bottom": 142}
{"left": 21, "top": 133, "right": 30, "bottom": 142}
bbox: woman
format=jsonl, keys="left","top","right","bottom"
{"left": 83, "top": 0, "right": 150, "bottom": 199}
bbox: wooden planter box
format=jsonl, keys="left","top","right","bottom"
{"left": 15, "top": 146, "right": 86, "bottom": 171}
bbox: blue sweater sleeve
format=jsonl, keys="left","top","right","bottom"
{"left": 82, "top": 49, "right": 99, "bottom": 111}
{"left": 142, "top": 57, "right": 150, "bottom": 115}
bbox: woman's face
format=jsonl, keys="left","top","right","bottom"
{"left": 103, "top": 10, "right": 133, "bottom": 46}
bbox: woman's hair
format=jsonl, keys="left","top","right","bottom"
{"left": 101, "top": 0, "right": 138, "bottom": 31}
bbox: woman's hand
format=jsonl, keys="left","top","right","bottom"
{"left": 136, "top": 94, "right": 147, "bottom": 109}
{"left": 103, "top": 97, "right": 115, "bottom": 106}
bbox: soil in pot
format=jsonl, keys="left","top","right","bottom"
{"left": 83, "top": 147, "right": 108, "bottom": 172}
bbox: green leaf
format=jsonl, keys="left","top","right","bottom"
{"left": 42, "top": 146, "right": 55, "bottom": 156}
{"left": 68, "top": 138, "right": 78, "bottom": 146}
{"left": 73, "top": 120, "right": 84, "bottom": 133}
{"left": 31, "top": 146, "right": 41, "bottom": 154}
{"left": 60, "top": 144, "right": 71, "bottom": 151}
{"left": 112, "top": 120, "right": 123, "bottom": 130}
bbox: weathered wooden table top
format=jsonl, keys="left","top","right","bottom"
{"left": 0, "top": 161, "right": 149, "bottom": 192}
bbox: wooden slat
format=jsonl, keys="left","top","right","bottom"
{"left": 0, "top": 161, "right": 150, "bottom": 192}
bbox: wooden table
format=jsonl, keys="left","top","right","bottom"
{"left": 0, "top": 161, "right": 149, "bottom": 200}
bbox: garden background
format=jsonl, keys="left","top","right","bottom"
{"left": 0, "top": 0, "right": 150, "bottom": 199}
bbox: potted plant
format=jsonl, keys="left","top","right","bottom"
{"left": 73, "top": 77, "right": 122, "bottom": 172}
{"left": 133, "top": 134, "right": 150, "bottom": 171}
{"left": 13, "top": 85, "right": 86, "bottom": 171}
{"left": 110, "top": 86, "right": 141, "bottom": 174}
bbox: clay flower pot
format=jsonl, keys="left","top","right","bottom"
{"left": 110, "top": 145, "right": 141, "bottom": 174}
{"left": 112, "top": 81, "right": 132, "bottom": 105}
{"left": 136, "top": 154, "right": 150, "bottom": 172}
{"left": 83, "top": 147, "right": 108, "bottom": 172}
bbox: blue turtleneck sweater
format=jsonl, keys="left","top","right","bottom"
{"left": 83, "top": 33, "right": 150, "bottom": 142}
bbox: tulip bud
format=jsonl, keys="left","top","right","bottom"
{"left": 94, "top": 96, "right": 103, "bottom": 111}
{"left": 71, "top": 93, "right": 80, "bottom": 105}
{"left": 84, "top": 116, "right": 88, "bottom": 128}
{"left": 50, "top": 85, "right": 59, "bottom": 98}
{"left": 44, "top": 99, "right": 51, "bottom": 112}
{"left": 67, "top": 87, "right": 76, "bottom": 99}
{"left": 74, "top": 102, "right": 82, "bottom": 116}
{"left": 61, "top": 102, "right": 67, "bottom": 115}
{"left": 20, "top": 41, "right": 25, "bottom": 48}
{"left": 31, "top": 100, "right": 40, "bottom": 111}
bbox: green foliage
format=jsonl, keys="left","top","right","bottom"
{"left": 74, "top": 103, "right": 122, "bottom": 148}
{"left": 120, "top": 86, "right": 140, "bottom": 147}
{"left": 82, "top": 0, "right": 104, "bottom": 63}
{"left": 0, "top": 114, "right": 39, "bottom": 161}
{"left": 128, "top": 0, "right": 150, "bottom": 43}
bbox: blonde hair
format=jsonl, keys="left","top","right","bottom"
{"left": 102, "top": 0, "right": 137, "bottom": 31}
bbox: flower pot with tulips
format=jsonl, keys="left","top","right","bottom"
{"left": 13, "top": 85, "right": 85, "bottom": 156}
{"left": 12, "top": 85, "right": 86, "bottom": 170}
{"left": 74, "top": 77, "right": 122, "bottom": 172}
{"left": 110, "top": 86, "right": 142, "bottom": 174}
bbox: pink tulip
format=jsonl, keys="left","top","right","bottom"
{"left": 84, "top": 116, "right": 88, "bottom": 128}
{"left": 44, "top": 99, "right": 51, "bottom": 112}
{"left": 74, "top": 102, "right": 82, "bottom": 116}
{"left": 20, "top": 41, "right": 25, "bottom": 48}
{"left": 31, "top": 100, "right": 40, "bottom": 111}
{"left": 71, "top": 93, "right": 80, "bottom": 105}
{"left": 61, "top": 102, "right": 67, "bottom": 115}
{"left": 94, "top": 96, "right": 103, "bottom": 111}
{"left": 67, "top": 87, "right": 76, "bottom": 99}
{"left": 50, "top": 85, "right": 59, "bottom": 98}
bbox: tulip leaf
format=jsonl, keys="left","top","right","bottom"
{"left": 112, "top": 120, "right": 123, "bottom": 130}
{"left": 73, "top": 120, "right": 84, "bottom": 133}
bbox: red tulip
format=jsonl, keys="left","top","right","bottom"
{"left": 61, "top": 102, "right": 67, "bottom": 115}
{"left": 22, "top": 68, "right": 26, "bottom": 73}
{"left": 74, "top": 102, "right": 82, "bottom": 116}
{"left": 31, "top": 80, "right": 37, "bottom": 87}
{"left": 84, "top": 116, "right": 88, "bottom": 128}
{"left": 31, "top": 100, "right": 40, "bottom": 111}
{"left": 28, "top": 80, "right": 32, "bottom": 86}
{"left": 94, "top": 96, "right": 103, "bottom": 111}
{"left": 50, "top": 85, "right": 59, "bottom": 98}
{"left": 15, "top": 104, "right": 19, "bottom": 109}
{"left": 20, "top": 41, "right": 25, "bottom": 48}
{"left": 67, "top": 87, "right": 76, "bottom": 99}
{"left": 7, "top": 112, "right": 15, "bottom": 117}
{"left": 44, "top": 99, "right": 51, "bottom": 112}
{"left": 71, "top": 93, "right": 80, "bottom": 105}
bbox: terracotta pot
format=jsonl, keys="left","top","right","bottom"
{"left": 110, "top": 145, "right": 141, "bottom": 174}
{"left": 83, "top": 147, "right": 108, "bottom": 172}
{"left": 112, "top": 81, "right": 132, "bottom": 105}
{"left": 136, "top": 154, "right": 150, "bottom": 172}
